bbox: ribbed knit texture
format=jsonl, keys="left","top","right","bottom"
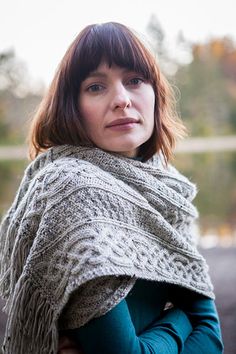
{"left": 0, "top": 145, "right": 214, "bottom": 353}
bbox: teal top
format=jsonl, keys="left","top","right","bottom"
{"left": 63, "top": 155, "right": 223, "bottom": 352}
{"left": 64, "top": 279, "right": 223, "bottom": 353}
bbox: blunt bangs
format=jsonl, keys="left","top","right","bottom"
{"left": 72, "top": 23, "right": 154, "bottom": 87}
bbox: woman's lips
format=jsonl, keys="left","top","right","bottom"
{"left": 106, "top": 118, "right": 139, "bottom": 131}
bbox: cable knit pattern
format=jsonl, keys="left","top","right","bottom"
{"left": 0, "top": 144, "right": 214, "bottom": 353}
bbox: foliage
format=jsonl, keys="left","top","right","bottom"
{"left": 0, "top": 50, "right": 27, "bottom": 93}
{"left": 0, "top": 159, "right": 28, "bottom": 218}
{"left": 174, "top": 151, "right": 236, "bottom": 234}
{"left": 0, "top": 106, "right": 11, "bottom": 143}
{"left": 146, "top": 15, "right": 178, "bottom": 76}
{"left": 0, "top": 50, "right": 42, "bottom": 145}
{"left": 175, "top": 37, "right": 236, "bottom": 136}
{"left": 146, "top": 16, "right": 236, "bottom": 137}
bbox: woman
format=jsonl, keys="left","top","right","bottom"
{"left": 0, "top": 22, "right": 223, "bottom": 353}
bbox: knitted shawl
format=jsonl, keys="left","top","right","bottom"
{"left": 0, "top": 144, "right": 214, "bottom": 354}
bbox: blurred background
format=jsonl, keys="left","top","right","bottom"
{"left": 0, "top": 0, "right": 236, "bottom": 352}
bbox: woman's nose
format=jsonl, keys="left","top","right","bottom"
{"left": 111, "top": 84, "right": 131, "bottom": 110}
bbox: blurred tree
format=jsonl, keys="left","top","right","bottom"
{"left": 0, "top": 50, "right": 29, "bottom": 94}
{"left": 0, "top": 105, "right": 11, "bottom": 143}
{"left": 175, "top": 37, "right": 236, "bottom": 136}
{"left": 174, "top": 151, "right": 236, "bottom": 235}
{"left": 0, "top": 50, "right": 26, "bottom": 143}
{"left": 146, "top": 14, "right": 236, "bottom": 136}
{"left": 146, "top": 15, "right": 165, "bottom": 59}
{"left": 0, "top": 50, "right": 42, "bottom": 144}
{"left": 146, "top": 14, "right": 178, "bottom": 76}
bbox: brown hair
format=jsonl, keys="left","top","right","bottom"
{"left": 28, "top": 22, "right": 186, "bottom": 162}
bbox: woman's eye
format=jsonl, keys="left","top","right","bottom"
{"left": 87, "top": 84, "right": 104, "bottom": 92}
{"left": 128, "top": 77, "right": 144, "bottom": 86}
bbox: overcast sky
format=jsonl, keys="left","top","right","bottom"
{"left": 1, "top": 0, "right": 236, "bottom": 87}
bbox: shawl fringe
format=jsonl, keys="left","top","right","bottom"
{"left": 2, "top": 274, "right": 58, "bottom": 354}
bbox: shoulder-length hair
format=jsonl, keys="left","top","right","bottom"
{"left": 28, "top": 22, "right": 186, "bottom": 162}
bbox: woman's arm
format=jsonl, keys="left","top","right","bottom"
{"left": 63, "top": 298, "right": 193, "bottom": 354}
{"left": 58, "top": 336, "right": 83, "bottom": 354}
{"left": 170, "top": 286, "right": 224, "bottom": 353}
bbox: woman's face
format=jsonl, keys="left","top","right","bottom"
{"left": 78, "top": 62, "right": 155, "bottom": 158}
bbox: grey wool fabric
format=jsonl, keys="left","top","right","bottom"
{"left": 0, "top": 144, "right": 214, "bottom": 353}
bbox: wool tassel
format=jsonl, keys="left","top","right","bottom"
{"left": 2, "top": 273, "right": 58, "bottom": 354}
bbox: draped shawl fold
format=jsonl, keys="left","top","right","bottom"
{"left": 0, "top": 145, "right": 214, "bottom": 353}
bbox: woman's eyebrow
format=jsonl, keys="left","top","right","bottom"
{"left": 86, "top": 71, "right": 108, "bottom": 79}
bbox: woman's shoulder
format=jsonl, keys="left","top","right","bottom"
{"left": 27, "top": 152, "right": 118, "bottom": 206}
{"left": 7, "top": 148, "right": 102, "bottom": 212}
{"left": 27, "top": 149, "right": 99, "bottom": 184}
